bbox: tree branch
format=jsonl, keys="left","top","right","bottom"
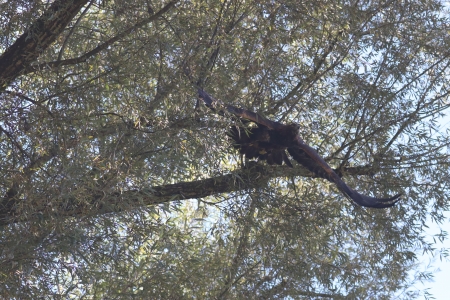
{"left": 0, "top": 163, "right": 386, "bottom": 226}
{"left": 24, "top": 0, "right": 179, "bottom": 75}
{"left": 0, "top": 0, "right": 90, "bottom": 90}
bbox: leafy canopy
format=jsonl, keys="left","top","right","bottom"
{"left": 0, "top": 0, "right": 449, "bottom": 298}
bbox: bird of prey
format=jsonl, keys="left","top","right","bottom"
{"left": 198, "top": 89, "right": 401, "bottom": 208}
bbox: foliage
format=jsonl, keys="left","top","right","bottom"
{"left": 1, "top": 0, "right": 449, "bottom": 298}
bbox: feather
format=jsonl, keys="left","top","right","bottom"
{"left": 199, "top": 89, "right": 401, "bottom": 208}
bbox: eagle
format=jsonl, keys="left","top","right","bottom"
{"left": 198, "top": 89, "right": 401, "bottom": 208}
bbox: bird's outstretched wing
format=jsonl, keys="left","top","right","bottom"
{"left": 287, "top": 137, "right": 401, "bottom": 208}
{"left": 198, "top": 89, "right": 401, "bottom": 208}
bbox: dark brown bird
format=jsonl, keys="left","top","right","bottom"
{"left": 229, "top": 123, "right": 296, "bottom": 167}
{"left": 198, "top": 89, "right": 401, "bottom": 208}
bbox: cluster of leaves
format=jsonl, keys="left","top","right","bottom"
{"left": 0, "top": 0, "right": 450, "bottom": 298}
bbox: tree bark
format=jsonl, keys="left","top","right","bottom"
{"left": 0, "top": 164, "right": 270, "bottom": 225}
{"left": 0, "top": 163, "right": 379, "bottom": 226}
{"left": 23, "top": 0, "right": 179, "bottom": 75}
{"left": 0, "top": 0, "right": 89, "bottom": 90}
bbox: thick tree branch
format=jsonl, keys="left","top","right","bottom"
{"left": 0, "top": 163, "right": 385, "bottom": 226}
{"left": 24, "top": 0, "right": 179, "bottom": 75}
{"left": 0, "top": 164, "right": 267, "bottom": 225}
{"left": 0, "top": 0, "right": 90, "bottom": 90}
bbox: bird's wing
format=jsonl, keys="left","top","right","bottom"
{"left": 289, "top": 136, "right": 401, "bottom": 208}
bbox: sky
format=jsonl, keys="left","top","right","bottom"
{"left": 427, "top": 3, "right": 450, "bottom": 297}
{"left": 388, "top": 0, "right": 450, "bottom": 291}
{"left": 420, "top": 213, "right": 450, "bottom": 299}
{"left": 419, "top": 113, "right": 450, "bottom": 299}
